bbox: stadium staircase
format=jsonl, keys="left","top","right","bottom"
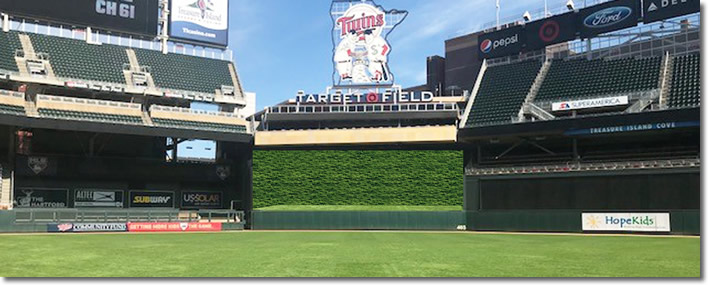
{"left": 659, "top": 55, "right": 675, "bottom": 108}
{"left": 667, "top": 54, "right": 700, "bottom": 109}
{"left": 520, "top": 60, "right": 554, "bottom": 121}
{"left": 465, "top": 60, "right": 542, "bottom": 127}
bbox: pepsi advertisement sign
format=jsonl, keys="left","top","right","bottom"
{"left": 478, "top": 25, "right": 524, "bottom": 59}
{"left": 169, "top": 0, "right": 229, "bottom": 47}
{"left": 578, "top": 0, "right": 639, "bottom": 38}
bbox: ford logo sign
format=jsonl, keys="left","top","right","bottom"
{"left": 584, "top": 6, "right": 632, "bottom": 28}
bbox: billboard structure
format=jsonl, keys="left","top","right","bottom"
{"left": 0, "top": 0, "right": 159, "bottom": 36}
{"left": 169, "top": 0, "right": 229, "bottom": 48}
{"left": 331, "top": 0, "right": 407, "bottom": 87}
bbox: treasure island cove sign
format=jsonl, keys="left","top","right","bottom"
{"left": 291, "top": 1, "right": 435, "bottom": 105}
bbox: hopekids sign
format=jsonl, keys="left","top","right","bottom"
{"left": 582, "top": 213, "right": 671, "bottom": 232}
{"left": 478, "top": 25, "right": 524, "bottom": 59}
{"left": 332, "top": 1, "right": 407, "bottom": 85}
{"left": 170, "top": 0, "right": 229, "bottom": 47}
{"left": 295, "top": 91, "right": 434, "bottom": 104}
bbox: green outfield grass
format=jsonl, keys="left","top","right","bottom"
{"left": 0, "top": 232, "right": 699, "bottom": 277}
{"left": 256, "top": 205, "right": 463, "bottom": 211}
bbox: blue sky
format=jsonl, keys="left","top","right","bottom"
{"left": 228, "top": 0, "right": 578, "bottom": 111}
{"left": 182, "top": 0, "right": 588, "bottom": 159}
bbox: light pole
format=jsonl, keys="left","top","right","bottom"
{"left": 496, "top": 0, "right": 500, "bottom": 30}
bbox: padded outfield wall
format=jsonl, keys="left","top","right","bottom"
{"left": 252, "top": 150, "right": 463, "bottom": 209}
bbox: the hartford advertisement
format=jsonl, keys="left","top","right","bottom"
{"left": 582, "top": 213, "right": 671, "bottom": 232}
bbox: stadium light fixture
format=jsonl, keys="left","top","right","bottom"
{"left": 566, "top": 0, "right": 576, "bottom": 11}
{"left": 522, "top": 11, "right": 532, "bottom": 22}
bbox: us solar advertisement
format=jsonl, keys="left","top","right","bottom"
{"left": 169, "top": 0, "right": 229, "bottom": 47}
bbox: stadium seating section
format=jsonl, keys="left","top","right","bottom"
{"left": 133, "top": 48, "right": 234, "bottom": 94}
{"left": 153, "top": 118, "right": 247, "bottom": 133}
{"left": 536, "top": 57, "right": 662, "bottom": 102}
{"left": 28, "top": 33, "right": 128, "bottom": 84}
{"left": 0, "top": 104, "right": 26, "bottom": 116}
{"left": 668, "top": 54, "right": 700, "bottom": 109}
{"left": 0, "top": 31, "right": 21, "bottom": 72}
{"left": 38, "top": 109, "right": 143, "bottom": 125}
{"left": 466, "top": 60, "right": 541, "bottom": 127}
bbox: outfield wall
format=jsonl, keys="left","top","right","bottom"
{"left": 253, "top": 150, "right": 463, "bottom": 208}
{"left": 464, "top": 168, "right": 701, "bottom": 235}
{"left": 251, "top": 211, "right": 464, "bottom": 230}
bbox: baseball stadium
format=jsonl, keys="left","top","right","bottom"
{"left": 0, "top": 0, "right": 701, "bottom": 278}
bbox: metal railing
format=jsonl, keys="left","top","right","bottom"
{"left": 14, "top": 208, "right": 246, "bottom": 224}
{"left": 267, "top": 103, "right": 459, "bottom": 114}
{"left": 37, "top": 94, "right": 142, "bottom": 110}
{"left": 465, "top": 158, "right": 701, "bottom": 177}
{"left": 150, "top": 105, "right": 245, "bottom": 120}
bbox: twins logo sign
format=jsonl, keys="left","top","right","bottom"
{"left": 332, "top": 1, "right": 407, "bottom": 85}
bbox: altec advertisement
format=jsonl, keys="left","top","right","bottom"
{"left": 127, "top": 222, "right": 222, "bottom": 232}
{"left": 582, "top": 213, "right": 671, "bottom": 232}
{"left": 552, "top": 96, "right": 629, "bottom": 111}
{"left": 74, "top": 189, "right": 124, "bottom": 208}
{"left": 332, "top": 1, "right": 407, "bottom": 86}
{"left": 170, "top": 0, "right": 229, "bottom": 47}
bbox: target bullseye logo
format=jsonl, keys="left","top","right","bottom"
{"left": 366, "top": 92, "right": 380, "bottom": 103}
{"left": 480, "top": 39, "right": 493, "bottom": 53}
{"left": 539, "top": 20, "right": 560, "bottom": 43}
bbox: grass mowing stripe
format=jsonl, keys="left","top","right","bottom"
{"left": 0, "top": 232, "right": 699, "bottom": 277}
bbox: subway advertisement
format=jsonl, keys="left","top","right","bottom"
{"left": 129, "top": 191, "right": 175, "bottom": 208}
{"left": 169, "top": 0, "right": 229, "bottom": 47}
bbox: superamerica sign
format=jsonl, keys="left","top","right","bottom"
{"left": 296, "top": 91, "right": 434, "bottom": 104}
{"left": 332, "top": 1, "right": 407, "bottom": 86}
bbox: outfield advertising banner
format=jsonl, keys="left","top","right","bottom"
{"left": 578, "top": 0, "right": 640, "bottom": 38}
{"left": 13, "top": 188, "right": 68, "bottom": 208}
{"left": 181, "top": 191, "right": 222, "bottom": 209}
{"left": 0, "top": 0, "right": 159, "bottom": 36}
{"left": 169, "top": 0, "right": 229, "bottom": 47}
{"left": 642, "top": 0, "right": 700, "bottom": 24}
{"left": 129, "top": 191, "right": 175, "bottom": 208}
{"left": 74, "top": 189, "right": 124, "bottom": 208}
{"left": 127, "top": 222, "right": 222, "bottom": 232}
{"left": 552, "top": 96, "right": 629, "bottom": 111}
{"left": 47, "top": 223, "right": 127, "bottom": 233}
{"left": 478, "top": 25, "right": 524, "bottom": 59}
{"left": 582, "top": 213, "right": 671, "bottom": 232}
{"left": 524, "top": 12, "right": 578, "bottom": 52}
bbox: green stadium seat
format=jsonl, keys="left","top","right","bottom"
{"left": 27, "top": 33, "right": 128, "bottom": 84}
{"left": 0, "top": 31, "right": 21, "bottom": 72}
{"left": 465, "top": 60, "right": 542, "bottom": 127}
{"left": 133, "top": 48, "right": 234, "bottom": 94}
{"left": 668, "top": 54, "right": 700, "bottom": 109}
{"left": 536, "top": 57, "right": 662, "bottom": 102}
{"left": 0, "top": 104, "right": 25, "bottom": 116}
{"left": 38, "top": 108, "right": 142, "bottom": 125}
{"left": 152, "top": 118, "right": 246, "bottom": 133}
